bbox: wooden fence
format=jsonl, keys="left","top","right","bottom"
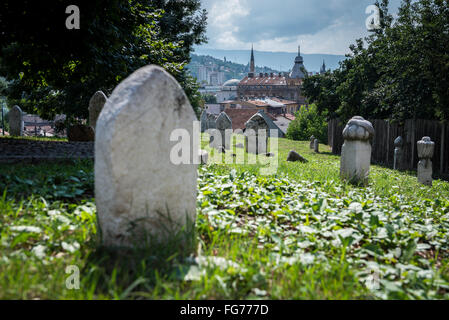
{"left": 328, "top": 118, "right": 449, "bottom": 177}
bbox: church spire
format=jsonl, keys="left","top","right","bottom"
{"left": 249, "top": 44, "right": 255, "bottom": 77}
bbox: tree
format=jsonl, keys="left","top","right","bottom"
{"left": 302, "top": 0, "right": 449, "bottom": 122}
{"left": 286, "top": 104, "right": 328, "bottom": 143}
{"left": 0, "top": 0, "right": 207, "bottom": 120}
{"left": 202, "top": 93, "right": 217, "bottom": 104}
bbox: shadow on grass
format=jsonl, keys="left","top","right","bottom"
{"left": 80, "top": 213, "right": 198, "bottom": 299}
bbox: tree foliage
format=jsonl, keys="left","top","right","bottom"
{"left": 0, "top": 0, "right": 207, "bottom": 120}
{"left": 286, "top": 104, "right": 328, "bottom": 144}
{"left": 302, "top": 0, "right": 449, "bottom": 122}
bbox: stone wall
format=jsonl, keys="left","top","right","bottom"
{"left": 0, "top": 138, "right": 93, "bottom": 163}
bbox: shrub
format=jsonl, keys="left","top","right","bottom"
{"left": 286, "top": 104, "right": 327, "bottom": 144}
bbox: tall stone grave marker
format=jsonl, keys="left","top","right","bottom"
{"left": 95, "top": 65, "right": 198, "bottom": 247}
{"left": 89, "top": 91, "right": 108, "bottom": 130}
{"left": 314, "top": 139, "right": 319, "bottom": 153}
{"left": 340, "top": 116, "right": 374, "bottom": 184}
{"left": 216, "top": 112, "right": 232, "bottom": 150}
{"left": 417, "top": 136, "right": 434, "bottom": 186}
{"left": 245, "top": 113, "right": 269, "bottom": 154}
{"left": 9, "top": 105, "right": 24, "bottom": 136}
{"left": 393, "top": 136, "right": 404, "bottom": 170}
{"left": 200, "top": 110, "right": 208, "bottom": 133}
{"left": 309, "top": 135, "right": 315, "bottom": 149}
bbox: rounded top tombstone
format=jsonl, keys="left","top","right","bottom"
{"left": 394, "top": 136, "right": 404, "bottom": 148}
{"left": 245, "top": 113, "right": 269, "bottom": 132}
{"left": 216, "top": 112, "right": 232, "bottom": 130}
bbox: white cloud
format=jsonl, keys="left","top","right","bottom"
{"left": 201, "top": 0, "right": 402, "bottom": 55}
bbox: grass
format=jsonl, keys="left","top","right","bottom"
{"left": 0, "top": 136, "right": 448, "bottom": 299}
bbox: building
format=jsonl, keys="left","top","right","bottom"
{"left": 320, "top": 60, "right": 326, "bottom": 74}
{"left": 237, "top": 45, "right": 307, "bottom": 104}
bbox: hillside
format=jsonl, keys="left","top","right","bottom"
{"left": 187, "top": 54, "right": 280, "bottom": 83}
{"left": 193, "top": 48, "right": 346, "bottom": 73}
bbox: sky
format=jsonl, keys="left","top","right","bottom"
{"left": 198, "top": 0, "right": 403, "bottom": 55}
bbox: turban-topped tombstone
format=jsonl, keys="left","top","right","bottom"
{"left": 417, "top": 136, "right": 435, "bottom": 186}
{"left": 88, "top": 91, "right": 108, "bottom": 130}
{"left": 340, "top": 116, "right": 374, "bottom": 184}
{"left": 9, "top": 105, "right": 24, "bottom": 136}
{"left": 95, "top": 65, "right": 198, "bottom": 247}
{"left": 245, "top": 113, "right": 269, "bottom": 154}
{"left": 393, "top": 136, "right": 404, "bottom": 170}
{"left": 215, "top": 112, "right": 232, "bottom": 150}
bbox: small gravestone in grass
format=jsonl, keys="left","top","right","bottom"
{"left": 309, "top": 135, "right": 315, "bottom": 149}
{"left": 394, "top": 136, "right": 404, "bottom": 170}
{"left": 417, "top": 136, "right": 434, "bottom": 186}
{"left": 215, "top": 112, "right": 232, "bottom": 150}
{"left": 9, "top": 105, "right": 24, "bottom": 136}
{"left": 245, "top": 113, "right": 268, "bottom": 154}
{"left": 314, "top": 139, "right": 319, "bottom": 153}
{"left": 95, "top": 65, "right": 198, "bottom": 248}
{"left": 88, "top": 91, "right": 108, "bottom": 130}
{"left": 340, "top": 116, "right": 374, "bottom": 184}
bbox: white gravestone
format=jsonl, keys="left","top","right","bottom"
{"left": 245, "top": 113, "right": 269, "bottom": 154}
{"left": 340, "top": 116, "right": 374, "bottom": 184}
{"left": 417, "top": 136, "right": 434, "bottom": 186}
{"left": 9, "top": 105, "right": 24, "bottom": 136}
{"left": 95, "top": 65, "right": 198, "bottom": 247}
{"left": 216, "top": 112, "right": 232, "bottom": 150}
{"left": 88, "top": 91, "right": 108, "bottom": 130}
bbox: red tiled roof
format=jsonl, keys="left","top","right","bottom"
{"left": 239, "top": 76, "right": 287, "bottom": 86}
{"left": 224, "top": 109, "right": 260, "bottom": 130}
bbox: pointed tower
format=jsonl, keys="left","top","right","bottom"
{"left": 289, "top": 44, "right": 306, "bottom": 79}
{"left": 249, "top": 44, "right": 255, "bottom": 78}
{"left": 320, "top": 60, "right": 326, "bottom": 74}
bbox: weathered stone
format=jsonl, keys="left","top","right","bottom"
{"left": 314, "top": 139, "right": 319, "bottom": 153}
{"left": 309, "top": 135, "right": 315, "bottom": 149}
{"left": 9, "top": 105, "right": 24, "bottom": 136}
{"left": 245, "top": 113, "right": 269, "bottom": 154}
{"left": 95, "top": 65, "right": 198, "bottom": 247}
{"left": 216, "top": 112, "right": 232, "bottom": 149}
{"left": 417, "top": 136, "right": 434, "bottom": 186}
{"left": 200, "top": 110, "right": 208, "bottom": 133}
{"left": 68, "top": 124, "right": 95, "bottom": 142}
{"left": 340, "top": 116, "right": 374, "bottom": 184}
{"left": 286, "top": 150, "right": 308, "bottom": 163}
{"left": 198, "top": 149, "right": 209, "bottom": 164}
{"left": 88, "top": 91, "right": 108, "bottom": 130}
{"left": 393, "top": 136, "right": 404, "bottom": 170}
{"left": 207, "top": 113, "right": 216, "bottom": 129}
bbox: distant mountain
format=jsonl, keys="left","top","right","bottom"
{"left": 193, "top": 48, "right": 346, "bottom": 73}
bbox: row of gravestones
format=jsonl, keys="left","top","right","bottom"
{"left": 10, "top": 65, "right": 433, "bottom": 249}
{"left": 338, "top": 116, "right": 436, "bottom": 186}
{"left": 7, "top": 91, "right": 108, "bottom": 140}
{"left": 202, "top": 110, "right": 269, "bottom": 155}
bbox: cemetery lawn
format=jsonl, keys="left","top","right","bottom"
{"left": 1, "top": 137, "right": 449, "bottom": 299}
